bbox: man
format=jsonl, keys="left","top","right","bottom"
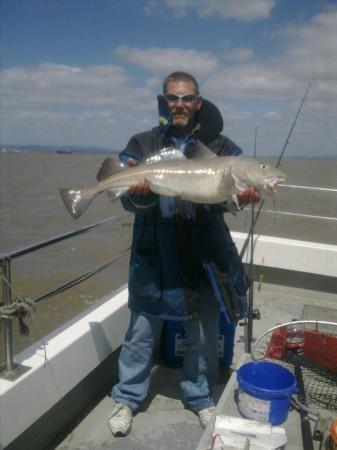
{"left": 108, "top": 71, "right": 260, "bottom": 436}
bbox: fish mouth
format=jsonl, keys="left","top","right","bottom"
{"left": 264, "top": 175, "right": 286, "bottom": 193}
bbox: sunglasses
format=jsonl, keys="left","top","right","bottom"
{"left": 165, "top": 93, "right": 198, "bottom": 103}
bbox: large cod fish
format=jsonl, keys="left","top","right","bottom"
{"left": 60, "top": 149, "right": 285, "bottom": 219}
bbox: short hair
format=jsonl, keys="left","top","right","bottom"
{"left": 163, "top": 71, "right": 200, "bottom": 95}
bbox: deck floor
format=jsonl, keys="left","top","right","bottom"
{"left": 53, "top": 282, "right": 337, "bottom": 450}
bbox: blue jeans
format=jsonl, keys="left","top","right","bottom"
{"left": 112, "top": 285, "right": 230, "bottom": 413}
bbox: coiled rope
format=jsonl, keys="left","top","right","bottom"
{"left": 0, "top": 246, "right": 130, "bottom": 335}
{"left": 0, "top": 293, "right": 37, "bottom": 336}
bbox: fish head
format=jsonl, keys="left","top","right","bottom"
{"left": 230, "top": 158, "right": 286, "bottom": 194}
{"left": 261, "top": 164, "right": 286, "bottom": 193}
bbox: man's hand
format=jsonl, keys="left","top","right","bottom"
{"left": 127, "top": 158, "right": 151, "bottom": 195}
{"left": 237, "top": 186, "right": 261, "bottom": 208}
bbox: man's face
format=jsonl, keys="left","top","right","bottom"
{"left": 164, "top": 80, "right": 202, "bottom": 133}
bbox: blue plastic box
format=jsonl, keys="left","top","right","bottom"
{"left": 163, "top": 312, "right": 236, "bottom": 366}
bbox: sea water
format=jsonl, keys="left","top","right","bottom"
{"left": 0, "top": 152, "right": 336, "bottom": 362}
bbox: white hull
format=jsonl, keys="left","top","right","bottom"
{"left": 1, "top": 233, "right": 337, "bottom": 449}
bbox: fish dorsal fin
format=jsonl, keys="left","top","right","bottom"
{"left": 143, "top": 147, "right": 186, "bottom": 165}
{"left": 96, "top": 157, "right": 125, "bottom": 181}
{"left": 193, "top": 140, "right": 217, "bottom": 159}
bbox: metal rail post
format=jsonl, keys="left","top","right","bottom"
{"left": 1, "top": 257, "right": 15, "bottom": 372}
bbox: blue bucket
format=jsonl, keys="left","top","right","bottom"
{"left": 237, "top": 361, "right": 297, "bottom": 425}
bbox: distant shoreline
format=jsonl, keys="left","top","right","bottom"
{"left": 1, "top": 145, "right": 119, "bottom": 155}
{"left": 1, "top": 145, "right": 336, "bottom": 160}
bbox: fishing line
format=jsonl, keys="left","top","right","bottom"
{"left": 1, "top": 273, "right": 69, "bottom": 399}
{"left": 239, "top": 77, "right": 314, "bottom": 260}
{"left": 28, "top": 309, "right": 64, "bottom": 399}
{"left": 244, "top": 123, "right": 258, "bottom": 352}
{"left": 32, "top": 247, "right": 130, "bottom": 304}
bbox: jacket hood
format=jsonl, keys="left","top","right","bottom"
{"left": 157, "top": 95, "right": 223, "bottom": 145}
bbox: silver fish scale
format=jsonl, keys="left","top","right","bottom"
{"left": 60, "top": 153, "right": 286, "bottom": 218}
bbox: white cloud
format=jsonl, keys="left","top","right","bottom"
{"left": 1, "top": 63, "right": 157, "bottom": 148}
{"left": 264, "top": 110, "right": 280, "bottom": 119}
{"left": 156, "top": 0, "right": 276, "bottom": 21}
{"left": 145, "top": 76, "right": 162, "bottom": 89}
{"left": 199, "top": 8, "right": 337, "bottom": 156}
{"left": 203, "top": 64, "right": 295, "bottom": 99}
{"left": 203, "top": 8, "right": 337, "bottom": 115}
{"left": 2, "top": 105, "right": 157, "bottom": 149}
{"left": 280, "top": 9, "right": 337, "bottom": 81}
{"left": 2, "top": 63, "right": 153, "bottom": 111}
{"left": 114, "top": 45, "right": 218, "bottom": 77}
{"left": 2, "top": 7, "right": 337, "bottom": 155}
{"left": 214, "top": 101, "right": 252, "bottom": 121}
{"left": 225, "top": 48, "right": 254, "bottom": 62}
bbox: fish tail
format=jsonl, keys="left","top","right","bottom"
{"left": 59, "top": 187, "right": 97, "bottom": 219}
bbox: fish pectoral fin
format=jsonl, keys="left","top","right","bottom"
{"left": 232, "top": 173, "right": 247, "bottom": 192}
{"left": 96, "top": 158, "right": 125, "bottom": 181}
{"left": 231, "top": 193, "right": 240, "bottom": 210}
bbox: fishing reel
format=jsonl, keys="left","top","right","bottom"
{"left": 239, "top": 308, "right": 261, "bottom": 327}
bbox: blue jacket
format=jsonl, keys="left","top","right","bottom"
{"left": 119, "top": 124, "right": 249, "bottom": 323}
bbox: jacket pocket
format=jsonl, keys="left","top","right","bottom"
{"left": 129, "top": 254, "right": 161, "bottom": 302}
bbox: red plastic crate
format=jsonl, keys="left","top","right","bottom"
{"left": 265, "top": 328, "right": 288, "bottom": 360}
{"left": 303, "top": 329, "right": 337, "bottom": 373}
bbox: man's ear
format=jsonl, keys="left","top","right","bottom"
{"left": 196, "top": 96, "right": 203, "bottom": 111}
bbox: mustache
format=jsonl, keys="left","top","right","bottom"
{"left": 172, "top": 110, "right": 188, "bottom": 116}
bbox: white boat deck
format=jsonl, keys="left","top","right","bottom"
{"left": 2, "top": 233, "right": 336, "bottom": 450}
{"left": 53, "top": 282, "right": 337, "bottom": 450}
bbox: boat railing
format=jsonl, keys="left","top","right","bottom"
{"left": 270, "top": 183, "right": 337, "bottom": 222}
{"left": 0, "top": 212, "right": 131, "bottom": 377}
{"left": 1, "top": 182, "right": 336, "bottom": 378}
{"left": 238, "top": 183, "right": 337, "bottom": 237}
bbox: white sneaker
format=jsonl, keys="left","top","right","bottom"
{"left": 108, "top": 402, "right": 132, "bottom": 437}
{"left": 198, "top": 406, "right": 215, "bottom": 429}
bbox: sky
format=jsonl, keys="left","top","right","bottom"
{"left": 1, "top": 0, "right": 337, "bottom": 157}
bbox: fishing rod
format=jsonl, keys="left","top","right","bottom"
{"left": 244, "top": 123, "right": 259, "bottom": 353}
{"left": 239, "top": 77, "right": 314, "bottom": 260}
